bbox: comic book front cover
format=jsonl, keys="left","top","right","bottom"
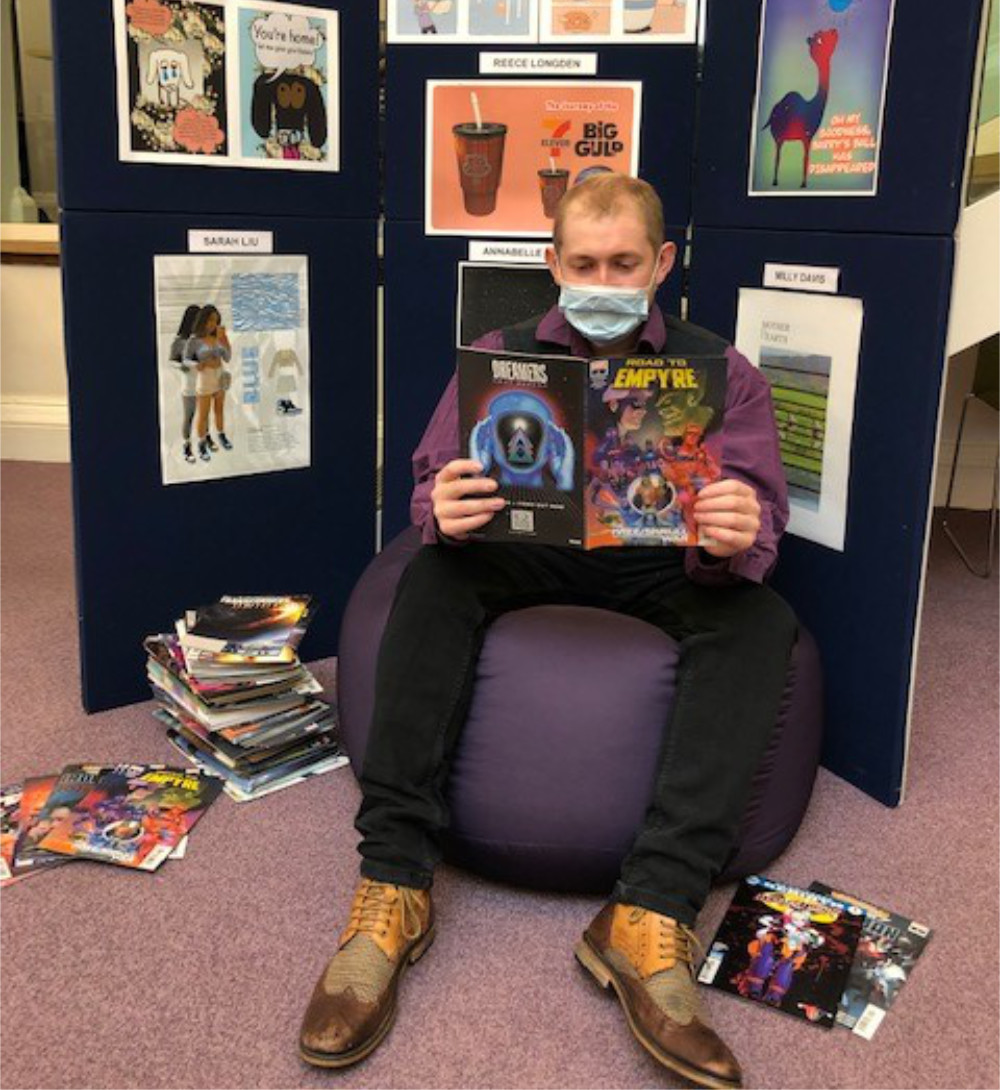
{"left": 458, "top": 348, "right": 587, "bottom": 546}
{"left": 12, "top": 766, "right": 103, "bottom": 875}
{"left": 37, "top": 765, "right": 224, "bottom": 872}
{"left": 697, "top": 874, "right": 865, "bottom": 1028}
{"left": 1, "top": 784, "right": 24, "bottom": 886}
{"left": 809, "top": 881, "right": 933, "bottom": 1039}
{"left": 182, "top": 595, "right": 314, "bottom": 661}
{"left": 584, "top": 355, "right": 728, "bottom": 548}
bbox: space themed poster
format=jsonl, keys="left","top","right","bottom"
{"left": 748, "top": 0, "right": 896, "bottom": 195}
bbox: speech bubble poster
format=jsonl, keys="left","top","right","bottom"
{"left": 114, "top": 0, "right": 339, "bottom": 171}
{"left": 233, "top": 0, "right": 338, "bottom": 170}
{"left": 426, "top": 80, "right": 642, "bottom": 237}
{"left": 115, "top": 0, "right": 229, "bottom": 162}
{"left": 748, "top": 0, "right": 895, "bottom": 196}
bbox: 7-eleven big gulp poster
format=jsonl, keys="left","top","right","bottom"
{"left": 426, "top": 80, "right": 642, "bottom": 237}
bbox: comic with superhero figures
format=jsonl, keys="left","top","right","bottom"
{"left": 809, "top": 881, "right": 933, "bottom": 1039}
{"left": 11, "top": 766, "right": 103, "bottom": 876}
{"left": 697, "top": 875, "right": 865, "bottom": 1028}
{"left": 36, "top": 764, "right": 223, "bottom": 872}
{"left": 458, "top": 348, "right": 727, "bottom": 548}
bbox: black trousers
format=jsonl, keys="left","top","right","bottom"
{"left": 355, "top": 542, "right": 797, "bottom": 925}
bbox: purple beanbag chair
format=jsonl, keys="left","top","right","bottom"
{"left": 338, "top": 527, "right": 823, "bottom": 893}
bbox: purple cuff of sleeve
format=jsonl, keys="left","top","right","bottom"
{"left": 684, "top": 500, "right": 778, "bottom": 586}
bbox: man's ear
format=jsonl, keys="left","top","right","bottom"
{"left": 654, "top": 241, "right": 677, "bottom": 288}
{"left": 545, "top": 245, "right": 561, "bottom": 286}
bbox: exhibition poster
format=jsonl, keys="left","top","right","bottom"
{"left": 734, "top": 287, "right": 862, "bottom": 552}
{"left": 116, "top": 0, "right": 339, "bottom": 171}
{"left": 747, "top": 0, "right": 895, "bottom": 196}
{"left": 232, "top": 0, "right": 338, "bottom": 170}
{"left": 539, "top": 0, "right": 697, "bottom": 44}
{"left": 388, "top": 0, "right": 538, "bottom": 42}
{"left": 154, "top": 254, "right": 311, "bottom": 485}
{"left": 426, "top": 80, "right": 641, "bottom": 237}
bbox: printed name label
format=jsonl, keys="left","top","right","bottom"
{"left": 479, "top": 52, "right": 598, "bottom": 76}
{"left": 468, "top": 240, "right": 548, "bottom": 264}
{"left": 763, "top": 262, "right": 840, "bottom": 294}
{"left": 188, "top": 230, "right": 274, "bottom": 254}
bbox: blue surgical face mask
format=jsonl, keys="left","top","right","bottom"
{"left": 557, "top": 265, "right": 656, "bottom": 345}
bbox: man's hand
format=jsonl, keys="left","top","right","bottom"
{"left": 693, "top": 479, "right": 761, "bottom": 560}
{"left": 432, "top": 459, "right": 505, "bottom": 541}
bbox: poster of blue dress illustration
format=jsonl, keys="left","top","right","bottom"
{"left": 154, "top": 254, "right": 311, "bottom": 485}
{"left": 748, "top": 0, "right": 896, "bottom": 196}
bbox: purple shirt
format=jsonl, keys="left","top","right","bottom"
{"left": 410, "top": 304, "right": 789, "bottom": 585}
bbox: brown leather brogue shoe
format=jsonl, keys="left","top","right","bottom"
{"left": 576, "top": 903, "right": 742, "bottom": 1090}
{"left": 299, "top": 878, "right": 434, "bottom": 1068}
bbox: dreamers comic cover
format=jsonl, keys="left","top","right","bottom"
{"left": 38, "top": 765, "right": 224, "bottom": 872}
{"left": 809, "top": 882, "right": 933, "bottom": 1039}
{"left": 459, "top": 348, "right": 587, "bottom": 546}
{"left": 697, "top": 875, "right": 865, "bottom": 1028}
{"left": 584, "top": 355, "right": 726, "bottom": 548}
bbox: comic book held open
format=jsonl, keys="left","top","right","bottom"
{"left": 458, "top": 348, "right": 727, "bottom": 548}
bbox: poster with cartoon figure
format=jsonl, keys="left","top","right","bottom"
{"left": 231, "top": 0, "right": 339, "bottom": 170}
{"left": 748, "top": 0, "right": 896, "bottom": 195}
{"left": 115, "top": 0, "right": 339, "bottom": 170}
{"left": 426, "top": 80, "right": 641, "bottom": 237}
{"left": 734, "top": 287, "right": 863, "bottom": 551}
{"left": 116, "top": 0, "right": 229, "bottom": 162}
{"left": 154, "top": 254, "right": 311, "bottom": 485}
{"left": 388, "top": 0, "right": 538, "bottom": 43}
{"left": 539, "top": 0, "right": 697, "bottom": 44}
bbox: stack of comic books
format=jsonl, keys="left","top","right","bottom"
{"left": 697, "top": 874, "right": 933, "bottom": 1039}
{"left": 1, "top": 763, "right": 223, "bottom": 884}
{"left": 144, "top": 595, "right": 348, "bottom": 801}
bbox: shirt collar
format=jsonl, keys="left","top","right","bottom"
{"left": 535, "top": 302, "right": 668, "bottom": 357}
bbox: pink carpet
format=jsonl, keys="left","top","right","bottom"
{"left": 1, "top": 461, "right": 997, "bottom": 1089}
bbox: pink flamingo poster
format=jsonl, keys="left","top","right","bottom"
{"left": 748, "top": 0, "right": 896, "bottom": 196}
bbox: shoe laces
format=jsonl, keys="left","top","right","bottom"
{"left": 347, "top": 879, "right": 424, "bottom": 942}
{"left": 627, "top": 906, "right": 703, "bottom": 969}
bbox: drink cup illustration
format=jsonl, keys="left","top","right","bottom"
{"left": 452, "top": 121, "right": 508, "bottom": 216}
{"left": 538, "top": 167, "right": 570, "bottom": 218}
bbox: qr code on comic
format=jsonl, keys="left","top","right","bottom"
{"left": 510, "top": 509, "right": 534, "bottom": 534}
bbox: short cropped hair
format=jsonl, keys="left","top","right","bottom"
{"left": 553, "top": 174, "right": 665, "bottom": 255}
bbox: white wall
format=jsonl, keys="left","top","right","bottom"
{"left": 0, "top": 259, "right": 70, "bottom": 461}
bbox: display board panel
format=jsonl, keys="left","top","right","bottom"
{"left": 689, "top": 226, "right": 955, "bottom": 806}
{"left": 694, "top": 0, "right": 985, "bottom": 233}
{"left": 61, "top": 211, "right": 378, "bottom": 711}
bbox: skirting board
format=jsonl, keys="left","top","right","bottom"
{"left": 0, "top": 396, "right": 71, "bottom": 462}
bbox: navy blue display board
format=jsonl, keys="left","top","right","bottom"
{"left": 61, "top": 211, "right": 377, "bottom": 711}
{"left": 52, "top": 0, "right": 378, "bottom": 219}
{"left": 384, "top": 45, "right": 698, "bottom": 226}
{"left": 688, "top": 226, "right": 954, "bottom": 806}
{"left": 694, "top": 0, "right": 984, "bottom": 235}
{"left": 381, "top": 220, "right": 688, "bottom": 542}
